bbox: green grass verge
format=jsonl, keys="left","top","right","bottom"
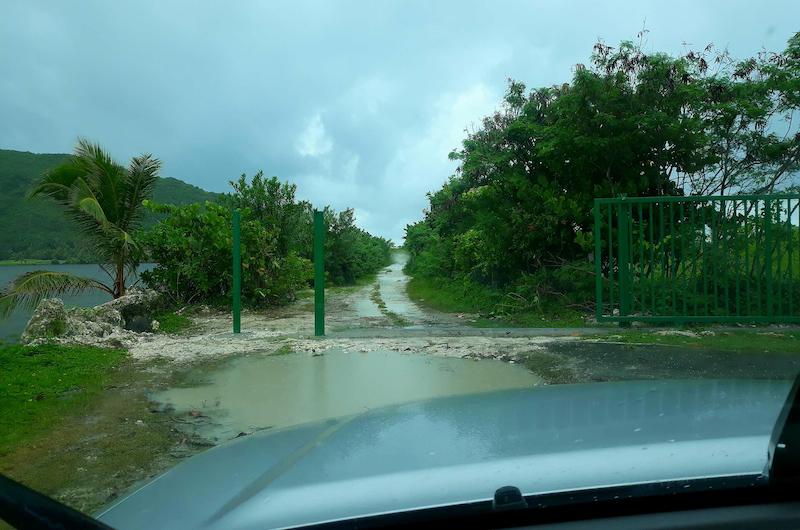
{"left": 0, "top": 344, "right": 126, "bottom": 454}
{"left": 152, "top": 311, "right": 194, "bottom": 334}
{"left": 586, "top": 329, "right": 800, "bottom": 353}
{"left": 406, "top": 276, "right": 590, "bottom": 328}
{"left": 0, "top": 259, "right": 54, "bottom": 266}
{"left": 271, "top": 344, "right": 294, "bottom": 356}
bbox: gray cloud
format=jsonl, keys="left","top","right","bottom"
{"left": 2, "top": 0, "right": 798, "bottom": 241}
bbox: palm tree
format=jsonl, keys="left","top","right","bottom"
{"left": 0, "top": 139, "right": 161, "bottom": 317}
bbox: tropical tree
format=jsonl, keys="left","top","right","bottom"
{"left": 0, "top": 139, "right": 161, "bottom": 316}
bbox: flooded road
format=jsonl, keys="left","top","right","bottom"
{"left": 376, "top": 253, "right": 428, "bottom": 324}
{"left": 153, "top": 349, "right": 542, "bottom": 443}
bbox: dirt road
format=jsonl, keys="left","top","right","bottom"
{"left": 127, "top": 252, "right": 596, "bottom": 362}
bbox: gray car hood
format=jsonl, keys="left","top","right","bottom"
{"left": 98, "top": 379, "right": 791, "bottom": 529}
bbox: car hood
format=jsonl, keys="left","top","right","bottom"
{"left": 98, "top": 379, "right": 791, "bottom": 529}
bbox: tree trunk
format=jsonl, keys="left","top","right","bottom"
{"left": 114, "top": 261, "right": 125, "bottom": 299}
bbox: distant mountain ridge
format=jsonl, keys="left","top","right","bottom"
{"left": 0, "top": 148, "right": 220, "bottom": 262}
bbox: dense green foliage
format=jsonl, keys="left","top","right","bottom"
{"left": 0, "top": 148, "right": 219, "bottom": 262}
{"left": 0, "top": 343, "right": 125, "bottom": 454}
{"left": 406, "top": 34, "right": 800, "bottom": 320}
{"left": 322, "top": 208, "right": 394, "bottom": 284}
{"left": 141, "top": 171, "right": 392, "bottom": 307}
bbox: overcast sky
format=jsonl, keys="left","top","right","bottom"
{"left": 2, "top": 1, "right": 798, "bottom": 241}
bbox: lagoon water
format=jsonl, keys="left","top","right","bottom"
{"left": 0, "top": 263, "right": 153, "bottom": 342}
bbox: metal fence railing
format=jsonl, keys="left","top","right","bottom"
{"left": 594, "top": 194, "right": 800, "bottom": 324}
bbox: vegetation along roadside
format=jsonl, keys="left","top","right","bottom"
{"left": 404, "top": 33, "right": 800, "bottom": 326}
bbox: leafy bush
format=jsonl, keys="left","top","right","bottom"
{"left": 224, "top": 171, "right": 392, "bottom": 285}
{"left": 139, "top": 201, "right": 312, "bottom": 307}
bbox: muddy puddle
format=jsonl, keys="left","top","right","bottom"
{"left": 152, "top": 349, "right": 542, "bottom": 443}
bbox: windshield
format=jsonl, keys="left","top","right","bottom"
{"left": 1, "top": 2, "right": 799, "bottom": 529}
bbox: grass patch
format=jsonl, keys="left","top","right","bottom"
{"left": 471, "top": 312, "right": 589, "bottom": 328}
{"left": 384, "top": 310, "right": 411, "bottom": 327}
{"left": 370, "top": 284, "right": 386, "bottom": 310}
{"left": 271, "top": 344, "right": 294, "bottom": 356}
{"left": 586, "top": 329, "right": 800, "bottom": 353}
{"left": 520, "top": 351, "right": 578, "bottom": 384}
{"left": 153, "top": 311, "right": 194, "bottom": 334}
{"left": 406, "top": 276, "right": 590, "bottom": 328}
{"left": 0, "top": 344, "right": 126, "bottom": 455}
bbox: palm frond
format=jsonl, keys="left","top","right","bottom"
{"left": 0, "top": 271, "right": 113, "bottom": 318}
{"left": 121, "top": 153, "right": 161, "bottom": 229}
{"left": 29, "top": 162, "right": 84, "bottom": 205}
{"left": 73, "top": 138, "right": 126, "bottom": 223}
{"left": 69, "top": 178, "right": 108, "bottom": 227}
{"left": 73, "top": 138, "right": 117, "bottom": 178}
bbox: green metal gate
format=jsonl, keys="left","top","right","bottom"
{"left": 594, "top": 194, "right": 800, "bottom": 324}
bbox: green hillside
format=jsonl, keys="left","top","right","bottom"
{"left": 0, "top": 149, "right": 220, "bottom": 262}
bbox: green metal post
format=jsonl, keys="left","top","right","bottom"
{"left": 789, "top": 198, "right": 794, "bottom": 316}
{"left": 594, "top": 201, "right": 602, "bottom": 321}
{"left": 232, "top": 210, "right": 241, "bottom": 334}
{"left": 755, "top": 203, "right": 762, "bottom": 315}
{"left": 765, "top": 199, "right": 773, "bottom": 317}
{"left": 314, "top": 210, "right": 325, "bottom": 336}
{"left": 608, "top": 207, "right": 614, "bottom": 312}
{"left": 679, "top": 202, "right": 686, "bottom": 315}
{"left": 701, "top": 204, "right": 708, "bottom": 315}
{"left": 721, "top": 199, "right": 730, "bottom": 315}
{"left": 618, "top": 201, "right": 632, "bottom": 327}
{"left": 745, "top": 201, "right": 751, "bottom": 315}
{"left": 649, "top": 204, "right": 655, "bottom": 315}
{"left": 689, "top": 204, "right": 698, "bottom": 316}
{"left": 638, "top": 204, "right": 645, "bottom": 315}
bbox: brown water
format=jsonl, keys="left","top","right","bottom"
{"left": 153, "top": 348, "right": 542, "bottom": 443}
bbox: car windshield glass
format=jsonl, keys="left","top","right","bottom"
{"left": 1, "top": 2, "right": 799, "bottom": 529}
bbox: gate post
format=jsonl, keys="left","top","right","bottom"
{"left": 232, "top": 209, "right": 241, "bottom": 334}
{"left": 765, "top": 199, "right": 773, "bottom": 317}
{"left": 593, "top": 199, "right": 603, "bottom": 322}
{"left": 314, "top": 210, "right": 325, "bottom": 336}
{"left": 617, "top": 201, "right": 632, "bottom": 327}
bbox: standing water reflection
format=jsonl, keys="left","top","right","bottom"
{"left": 153, "top": 349, "right": 543, "bottom": 442}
